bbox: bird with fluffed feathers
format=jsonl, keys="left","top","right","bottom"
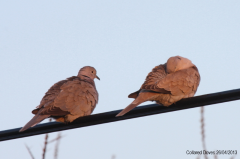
{"left": 116, "top": 56, "right": 200, "bottom": 117}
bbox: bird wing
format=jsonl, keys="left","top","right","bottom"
{"left": 34, "top": 76, "right": 77, "bottom": 110}
{"left": 141, "top": 65, "right": 200, "bottom": 97}
{"left": 128, "top": 90, "right": 141, "bottom": 98}
{"left": 39, "top": 78, "right": 98, "bottom": 117}
{"left": 140, "top": 64, "right": 170, "bottom": 93}
{"left": 32, "top": 76, "right": 79, "bottom": 115}
{"left": 128, "top": 64, "right": 169, "bottom": 98}
{"left": 157, "top": 66, "right": 200, "bottom": 96}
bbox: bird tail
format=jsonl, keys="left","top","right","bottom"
{"left": 116, "top": 91, "right": 160, "bottom": 117}
{"left": 116, "top": 95, "right": 146, "bottom": 117}
{"left": 19, "top": 113, "right": 50, "bottom": 132}
{"left": 116, "top": 102, "right": 140, "bottom": 117}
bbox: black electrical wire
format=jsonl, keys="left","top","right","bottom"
{"left": 0, "top": 88, "right": 239, "bottom": 142}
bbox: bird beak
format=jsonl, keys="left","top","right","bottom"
{"left": 96, "top": 75, "right": 100, "bottom": 80}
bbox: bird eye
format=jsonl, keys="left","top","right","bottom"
{"left": 92, "top": 71, "right": 93, "bottom": 73}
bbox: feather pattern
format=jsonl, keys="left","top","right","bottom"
{"left": 20, "top": 66, "right": 99, "bottom": 132}
{"left": 116, "top": 56, "right": 200, "bottom": 117}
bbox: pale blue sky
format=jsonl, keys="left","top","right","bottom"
{"left": 0, "top": 1, "right": 240, "bottom": 159}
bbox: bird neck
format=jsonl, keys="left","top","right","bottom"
{"left": 78, "top": 75, "right": 96, "bottom": 88}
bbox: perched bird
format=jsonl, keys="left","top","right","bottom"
{"left": 116, "top": 56, "right": 200, "bottom": 117}
{"left": 20, "top": 66, "right": 99, "bottom": 132}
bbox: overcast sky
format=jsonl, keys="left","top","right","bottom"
{"left": 0, "top": 1, "right": 240, "bottom": 159}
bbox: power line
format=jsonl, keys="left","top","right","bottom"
{"left": 0, "top": 88, "right": 240, "bottom": 142}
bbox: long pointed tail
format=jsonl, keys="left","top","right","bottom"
{"left": 116, "top": 95, "right": 146, "bottom": 117}
{"left": 116, "top": 91, "right": 160, "bottom": 117}
{"left": 116, "top": 102, "right": 140, "bottom": 117}
{"left": 19, "top": 113, "right": 50, "bottom": 132}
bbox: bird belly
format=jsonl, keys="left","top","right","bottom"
{"left": 154, "top": 94, "right": 185, "bottom": 106}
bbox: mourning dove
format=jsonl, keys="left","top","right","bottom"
{"left": 20, "top": 66, "right": 99, "bottom": 132}
{"left": 116, "top": 56, "right": 200, "bottom": 117}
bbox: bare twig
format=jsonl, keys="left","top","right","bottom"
{"left": 201, "top": 106, "right": 208, "bottom": 159}
{"left": 42, "top": 130, "right": 49, "bottom": 159}
{"left": 25, "top": 118, "right": 64, "bottom": 159}
{"left": 42, "top": 119, "right": 52, "bottom": 159}
{"left": 25, "top": 144, "right": 35, "bottom": 159}
{"left": 54, "top": 132, "right": 62, "bottom": 159}
{"left": 48, "top": 134, "right": 65, "bottom": 143}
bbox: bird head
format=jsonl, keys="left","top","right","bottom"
{"left": 166, "top": 56, "right": 195, "bottom": 74}
{"left": 78, "top": 66, "right": 100, "bottom": 80}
